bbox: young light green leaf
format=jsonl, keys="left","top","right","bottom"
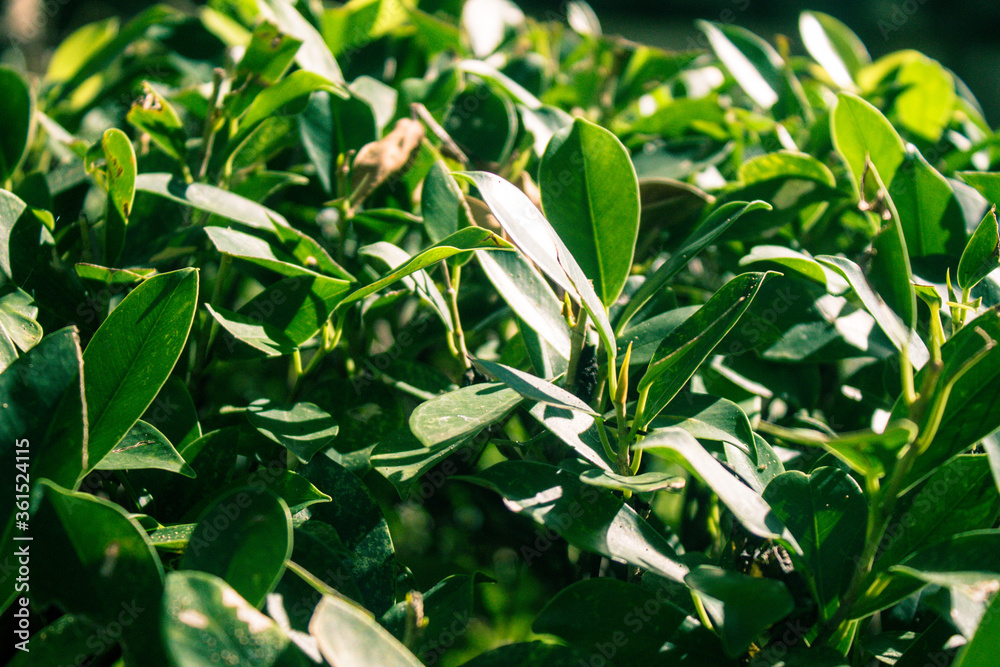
{"left": 831, "top": 92, "right": 906, "bottom": 197}
{"left": 958, "top": 207, "right": 1000, "bottom": 291}
{"left": 260, "top": 0, "right": 344, "bottom": 83}
{"left": 539, "top": 117, "right": 640, "bottom": 307}
{"left": 127, "top": 82, "right": 188, "bottom": 162}
{"left": 101, "top": 128, "right": 136, "bottom": 263}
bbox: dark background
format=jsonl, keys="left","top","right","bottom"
{"left": 4, "top": 0, "right": 1000, "bottom": 122}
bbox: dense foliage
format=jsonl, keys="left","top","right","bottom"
{"left": 3, "top": 0, "right": 1000, "bottom": 665}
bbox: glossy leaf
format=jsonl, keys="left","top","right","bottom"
{"left": 891, "top": 145, "right": 967, "bottom": 258}
{"left": 539, "top": 117, "right": 640, "bottom": 306}
{"left": 310, "top": 594, "right": 423, "bottom": 666}
{"left": 263, "top": 0, "right": 344, "bottom": 83}
{"left": 763, "top": 467, "right": 867, "bottom": 620}
{"left": 409, "top": 382, "right": 522, "bottom": 448}
{"left": 33, "top": 480, "right": 165, "bottom": 657}
{"left": 637, "top": 428, "right": 799, "bottom": 550}
{"left": 463, "top": 460, "right": 689, "bottom": 582}
{"left": 637, "top": 272, "right": 773, "bottom": 425}
{"left": 78, "top": 269, "right": 199, "bottom": 478}
{"left": 101, "top": 128, "right": 136, "bottom": 263}
{"left": 476, "top": 247, "right": 571, "bottom": 360}
{"left": 95, "top": 419, "right": 195, "bottom": 477}
{"left": 615, "top": 200, "right": 772, "bottom": 336}
{"left": 0, "top": 67, "right": 32, "bottom": 184}
{"left": 247, "top": 399, "right": 339, "bottom": 464}
{"left": 127, "top": 82, "right": 187, "bottom": 162}
{"left": 136, "top": 173, "right": 291, "bottom": 230}
{"left": 686, "top": 565, "right": 795, "bottom": 658}
{"left": 953, "top": 588, "right": 1000, "bottom": 667}
{"left": 162, "top": 570, "right": 308, "bottom": 667}
{"left": 959, "top": 207, "right": 1000, "bottom": 291}
{"left": 455, "top": 171, "right": 617, "bottom": 360}
{"left": 831, "top": 92, "right": 906, "bottom": 196}
{"left": 799, "top": 11, "right": 869, "bottom": 88}
{"left": 179, "top": 486, "right": 292, "bottom": 607}
{"left": 472, "top": 358, "right": 597, "bottom": 415}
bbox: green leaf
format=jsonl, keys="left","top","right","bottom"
{"left": 207, "top": 304, "right": 298, "bottom": 358}
{"left": 637, "top": 272, "right": 773, "bottom": 425}
{"left": 33, "top": 480, "right": 165, "bottom": 659}
{"left": 817, "top": 255, "right": 928, "bottom": 367}
{"left": 230, "top": 70, "right": 348, "bottom": 152}
{"left": 136, "top": 173, "right": 291, "bottom": 230}
{"left": 740, "top": 245, "right": 848, "bottom": 293}
{"left": 460, "top": 642, "right": 591, "bottom": 666}
{"left": 409, "top": 382, "right": 523, "bottom": 448}
{"left": 697, "top": 21, "right": 807, "bottom": 119}
{"left": 891, "top": 529, "right": 1000, "bottom": 587}
{"left": 247, "top": 399, "right": 339, "bottom": 464}
{"left": 578, "top": 469, "right": 684, "bottom": 494}
{"left": 472, "top": 358, "right": 597, "bottom": 415}
{"left": 651, "top": 392, "right": 781, "bottom": 493}
{"left": 371, "top": 431, "right": 468, "bottom": 494}
{"left": 476, "top": 247, "right": 571, "bottom": 360}
{"left": 299, "top": 455, "right": 398, "bottom": 616}
{"left": 339, "top": 227, "right": 513, "bottom": 309}
{"left": 958, "top": 171, "right": 1000, "bottom": 209}
{"left": 831, "top": 92, "right": 906, "bottom": 197}
{"left": 310, "top": 594, "right": 423, "bottom": 666}
{"left": 162, "top": 570, "right": 308, "bottom": 667}
{"left": 615, "top": 200, "right": 772, "bottom": 336}
{"left": 423, "top": 160, "right": 465, "bottom": 244}
{"left": 0, "top": 67, "right": 32, "bottom": 183}
{"left": 444, "top": 82, "right": 517, "bottom": 165}
{"left": 895, "top": 309, "right": 1000, "bottom": 486}
{"left": 299, "top": 90, "right": 377, "bottom": 195}
{"left": 875, "top": 455, "right": 1000, "bottom": 571}
{"left": 44, "top": 17, "right": 119, "bottom": 84}
{"left": 532, "top": 578, "right": 686, "bottom": 662}
{"left": 0, "top": 327, "right": 84, "bottom": 611}
{"left": 359, "top": 241, "right": 454, "bottom": 330}
{"left": 77, "top": 268, "right": 199, "bottom": 479}
{"left": 636, "top": 428, "right": 799, "bottom": 551}
{"left": 528, "top": 402, "right": 613, "bottom": 471}
{"left": 381, "top": 574, "right": 482, "bottom": 659}
{"left": 539, "top": 117, "right": 640, "bottom": 306}
{"left": 462, "top": 460, "right": 689, "bottom": 582}
{"left": 891, "top": 146, "right": 967, "bottom": 258}
{"left": 95, "top": 419, "right": 195, "bottom": 477}
{"left": 799, "top": 11, "right": 869, "bottom": 89}
{"left": 101, "top": 128, "right": 137, "bottom": 263}
{"left": 685, "top": 565, "right": 795, "bottom": 658}
{"left": 7, "top": 615, "right": 116, "bottom": 667}
{"left": 889, "top": 55, "right": 956, "bottom": 143}
{"left": 0, "top": 284, "right": 42, "bottom": 363}
{"left": 762, "top": 467, "right": 868, "bottom": 620}
{"left": 455, "top": 171, "right": 617, "bottom": 363}
{"left": 953, "top": 586, "right": 1000, "bottom": 667}
{"left": 959, "top": 207, "right": 1000, "bottom": 291}
{"left": 236, "top": 21, "right": 302, "bottom": 86}
{"left": 263, "top": 0, "right": 344, "bottom": 83}
{"left": 180, "top": 486, "right": 292, "bottom": 607}
{"left": 127, "top": 82, "right": 188, "bottom": 162}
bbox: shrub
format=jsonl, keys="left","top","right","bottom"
{"left": 2, "top": 1, "right": 1000, "bottom": 665}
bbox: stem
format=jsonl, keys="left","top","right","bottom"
{"left": 564, "top": 309, "right": 589, "bottom": 391}
{"left": 194, "top": 254, "right": 231, "bottom": 375}
{"left": 900, "top": 344, "right": 917, "bottom": 407}
{"left": 197, "top": 68, "right": 226, "bottom": 181}
{"left": 594, "top": 415, "right": 616, "bottom": 464}
{"left": 441, "top": 261, "right": 470, "bottom": 368}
